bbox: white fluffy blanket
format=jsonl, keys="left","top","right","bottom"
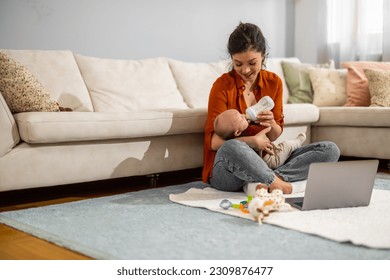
{"left": 170, "top": 188, "right": 390, "bottom": 249}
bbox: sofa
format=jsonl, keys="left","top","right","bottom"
{"left": 0, "top": 50, "right": 389, "bottom": 192}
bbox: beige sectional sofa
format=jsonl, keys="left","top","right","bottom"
{"left": 0, "top": 50, "right": 388, "bottom": 192}
{"left": 312, "top": 107, "right": 390, "bottom": 159}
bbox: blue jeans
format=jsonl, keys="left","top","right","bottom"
{"left": 210, "top": 139, "right": 340, "bottom": 192}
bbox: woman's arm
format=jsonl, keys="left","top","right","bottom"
{"left": 257, "top": 111, "right": 282, "bottom": 142}
{"left": 257, "top": 73, "right": 284, "bottom": 142}
{"left": 211, "top": 133, "right": 225, "bottom": 151}
{"left": 211, "top": 126, "right": 273, "bottom": 152}
{"left": 267, "top": 122, "right": 282, "bottom": 142}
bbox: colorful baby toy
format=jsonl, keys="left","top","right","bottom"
{"left": 220, "top": 185, "right": 291, "bottom": 224}
{"left": 248, "top": 187, "right": 291, "bottom": 224}
{"left": 220, "top": 196, "right": 253, "bottom": 213}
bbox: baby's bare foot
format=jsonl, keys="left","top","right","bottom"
{"left": 269, "top": 176, "right": 292, "bottom": 194}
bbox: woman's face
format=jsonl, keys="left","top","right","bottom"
{"left": 232, "top": 50, "right": 263, "bottom": 84}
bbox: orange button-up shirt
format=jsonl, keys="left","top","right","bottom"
{"left": 202, "top": 69, "right": 284, "bottom": 183}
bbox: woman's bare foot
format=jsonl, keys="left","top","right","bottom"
{"left": 269, "top": 175, "right": 292, "bottom": 194}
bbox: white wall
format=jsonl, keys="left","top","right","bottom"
{"left": 294, "top": 0, "right": 327, "bottom": 63}
{"left": 0, "top": 0, "right": 294, "bottom": 62}
{"left": 383, "top": 0, "right": 390, "bottom": 61}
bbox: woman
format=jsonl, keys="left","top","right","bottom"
{"left": 202, "top": 22, "right": 340, "bottom": 193}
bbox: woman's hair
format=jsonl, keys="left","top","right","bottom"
{"left": 227, "top": 22, "right": 269, "bottom": 68}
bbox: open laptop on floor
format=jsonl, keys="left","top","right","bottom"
{"left": 285, "top": 160, "right": 379, "bottom": 211}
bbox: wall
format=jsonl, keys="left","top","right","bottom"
{"left": 383, "top": 0, "right": 390, "bottom": 61}
{"left": 0, "top": 0, "right": 294, "bottom": 62}
{"left": 294, "top": 0, "right": 326, "bottom": 63}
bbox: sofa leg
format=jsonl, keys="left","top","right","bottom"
{"left": 146, "top": 174, "right": 160, "bottom": 187}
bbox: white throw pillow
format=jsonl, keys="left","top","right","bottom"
{"left": 75, "top": 55, "right": 188, "bottom": 112}
{"left": 282, "top": 60, "right": 335, "bottom": 105}
{"left": 309, "top": 68, "right": 347, "bottom": 107}
{"left": 168, "top": 59, "right": 229, "bottom": 108}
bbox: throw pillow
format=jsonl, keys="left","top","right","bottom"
{"left": 309, "top": 68, "right": 347, "bottom": 106}
{"left": 265, "top": 57, "right": 300, "bottom": 104}
{"left": 0, "top": 51, "right": 59, "bottom": 113}
{"left": 364, "top": 69, "right": 390, "bottom": 107}
{"left": 2, "top": 49, "right": 94, "bottom": 112}
{"left": 341, "top": 61, "right": 390, "bottom": 106}
{"left": 281, "top": 61, "right": 334, "bottom": 104}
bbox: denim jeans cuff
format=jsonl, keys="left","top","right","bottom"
{"left": 274, "top": 171, "right": 287, "bottom": 182}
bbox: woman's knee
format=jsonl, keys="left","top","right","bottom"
{"left": 320, "top": 141, "right": 340, "bottom": 161}
{"left": 217, "top": 139, "right": 248, "bottom": 157}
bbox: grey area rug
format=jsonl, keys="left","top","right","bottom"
{"left": 1, "top": 173, "right": 390, "bottom": 260}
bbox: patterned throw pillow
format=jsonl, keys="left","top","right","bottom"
{"left": 281, "top": 61, "right": 334, "bottom": 104}
{"left": 0, "top": 51, "right": 59, "bottom": 113}
{"left": 341, "top": 61, "right": 390, "bottom": 106}
{"left": 364, "top": 69, "right": 390, "bottom": 107}
{"left": 309, "top": 68, "right": 348, "bottom": 106}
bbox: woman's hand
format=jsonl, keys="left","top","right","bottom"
{"left": 256, "top": 110, "right": 276, "bottom": 128}
{"left": 256, "top": 110, "right": 282, "bottom": 142}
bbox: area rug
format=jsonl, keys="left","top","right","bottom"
{"left": 1, "top": 173, "right": 390, "bottom": 260}
{"left": 170, "top": 188, "right": 390, "bottom": 249}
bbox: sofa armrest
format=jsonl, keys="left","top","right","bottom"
{"left": 283, "top": 103, "right": 320, "bottom": 125}
{"left": 0, "top": 92, "right": 20, "bottom": 157}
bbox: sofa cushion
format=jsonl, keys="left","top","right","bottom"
{"left": 14, "top": 109, "right": 207, "bottom": 144}
{"left": 281, "top": 60, "right": 334, "bottom": 104}
{"left": 315, "top": 107, "right": 390, "bottom": 127}
{"left": 169, "top": 57, "right": 300, "bottom": 108}
{"left": 2, "top": 50, "right": 93, "bottom": 112}
{"left": 0, "top": 51, "right": 60, "bottom": 113}
{"left": 341, "top": 61, "right": 390, "bottom": 106}
{"left": 364, "top": 69, "right": 390, "bottom": 107}
{"left": 168, "top": 59, "right": 229, "bottom": 108}
{"left": 309, "top": 68, "right": 348, "bottom": 106}
{"left": 0, "top": 92, "right": 20, "bottom": 156}
{"left": 75, "top": 55, "right": 188, "bottom": 112}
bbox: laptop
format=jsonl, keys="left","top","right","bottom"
{"left": 285, "top": 160, "right": 379, "bottom": 211}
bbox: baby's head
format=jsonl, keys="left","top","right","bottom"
{"left": 214, "top": 109, "right": 249, "bottom": 139}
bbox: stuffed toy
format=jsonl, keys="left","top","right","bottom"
{"left": 248, "top": 186, "right": 291, "bottom": 224}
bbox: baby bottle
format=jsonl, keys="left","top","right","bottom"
{"left": 245, "top": 96, "right": 275, "bottom": 122}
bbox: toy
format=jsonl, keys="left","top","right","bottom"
{"left": 248, "top": 186, "right": 291, "bottom": 224}
{"left": 220, "top": 196, "right": 253, "bottom": 214}
{"left": 219, "top": 185, "right": 291, "bottom": 224}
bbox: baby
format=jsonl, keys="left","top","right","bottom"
{"left": 214, "top": 109, "right": 306, "bottom": 169}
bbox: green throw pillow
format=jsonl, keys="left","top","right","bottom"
{"left": 282, "top": 61, "right": 334, "bottom": 104}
